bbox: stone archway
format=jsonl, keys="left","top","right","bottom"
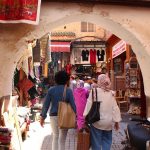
{"left": 1, "top": 2, "right": 150, "bottom": 115}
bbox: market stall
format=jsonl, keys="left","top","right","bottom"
{"left": 70, "top": 41, "right": 106, "bottom": 78}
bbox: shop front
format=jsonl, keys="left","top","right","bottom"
{"left": 70, "top": 40, "right": 106, "bottom": 79}
{"left": 107, "top": 36, "right": 144, "bottom": 115}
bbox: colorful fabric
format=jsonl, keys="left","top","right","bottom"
{"left": 0, "top": 0, "right": 41, "bottom": 25}
{"left": 73, "top": 87, "right": 89, "bottom": 130}
{"left": 97, "top": 74, "right": 111, "bottom": 91}
{"left": 90, "top": 49, "right": 96, "bottom": 64}
{"left": 18, "top": 78, "right": 34, "bottom": 96}
{"left": 65, "top": 64, "right": 72, "bottom": 75}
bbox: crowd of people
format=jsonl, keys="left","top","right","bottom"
{"left": 40, "top": 70, "right": 121, "bottom": 150}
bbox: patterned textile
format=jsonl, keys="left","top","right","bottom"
{"left": 0, "top": 0, "right": 41, "bottom": 25}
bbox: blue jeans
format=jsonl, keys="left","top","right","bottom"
{"left": 90, "top": 125, "right": 112, "bottom": 150}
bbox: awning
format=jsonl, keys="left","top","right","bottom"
{"left": 112, "top": 40, "right": 126, "bottom": 58}
{"left": 50, "top": 42, "right": 70, "bottom": 52}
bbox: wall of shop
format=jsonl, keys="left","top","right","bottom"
{"left": 0, "top": 2, "right": 150, "bottom": 116}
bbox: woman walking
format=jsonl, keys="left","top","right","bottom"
{"left": 73, "top": 80, "right": 89, "bottom": 130}
{"left": 40, "top": 71, "right": 76, "bottom": 150}
{"left": 84, "top": 74, "right": 121, "bottom": 150}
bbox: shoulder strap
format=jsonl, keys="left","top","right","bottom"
{"left": 62, "top": 84, "right": 67, "bottom": 101}
{"left": 92, "top": 89, "right": 94, "bottom": 102}
{"left": 92, "top": 88, "right": 98, "bottom": 102}
{"left": 95, "top": 88, "right": 98, "bottom": 102}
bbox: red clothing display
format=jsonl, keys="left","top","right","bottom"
{"left": 18, "top": 78, "right": 34, "bottom": 96}
{"left": 65, "top": 64, "right": 72, "bottom": 75}
{"left": 90, "top": 49, "right": 96, "bottom": 64}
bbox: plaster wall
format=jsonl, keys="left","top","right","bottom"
{"left": 0, "top": 2, "right": 150, "bottom": 114}
{"left": 51, "top": 22, "right": 109, "bottom": 40}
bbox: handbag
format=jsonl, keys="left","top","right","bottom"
{"left": 58, "top": 85, "right": 76, "bottom": 129}
{"left": 77, "top": 127, "right": 90, "bottom": 150}
{"left": 85, "top": 88, "right": 101, "bottom": 124}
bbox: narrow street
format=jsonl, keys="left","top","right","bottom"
{"left": 22, "top": 114, "right": 128, "bottom": 150}
{"left": 1, "top": 1, "right": 150, "bottom": 150}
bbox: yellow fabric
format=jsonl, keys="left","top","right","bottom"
{"left": 44, "top": 63, "right": 48, "bottom": 77}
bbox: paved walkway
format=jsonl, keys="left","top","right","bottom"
{"left": 22, "top": 115, "right": 128, "bottom": 150}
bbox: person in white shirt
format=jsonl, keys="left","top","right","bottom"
{"left": 84, "top": 76, "right": 91, "bottom": 92}
{"left": 83, "top": 74, "right": 121, "bottom": 150}
{"left": 69, "top": 75, "right": 77, "bottom": 91}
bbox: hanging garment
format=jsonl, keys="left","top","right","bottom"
{"left": 90, "top": 49, "right": 96, "bottom": 64}
{"left": 14, "top": 68, "right": 20, "bottom": 87}
{"left": 85, "top": 50, "right": 89, "bottom": 61}
{"left": 28, "top": 74, "right": 36, "bottom": 84}
{"left": 28, "top": 86, "right": 39, "bottom": 99}
{"left": 18, "top": 78, "right": 34, "bottom": 96}
{"left": 100, "top": 49, "right": 105, "bottom": 61}
{"left": 81, "top": 50, "right": 86, "bottom": 61}
{"left": 82, "top": 49, "right": 89, "bottom": 61}
{"left": 65, "top": 64, "right": 72, "bottom": 75}
{"left": 97, "top": 50, "right": 101, "bottom": 61}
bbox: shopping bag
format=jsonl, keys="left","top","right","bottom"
{"left": 58, "top": 85, "right": 76, "bottom": 129}
{"left": 85, "top": 88, "right": 101, "bottom": 124}
{"left": 77, "top": 127, "right": 90, "bottom": 150}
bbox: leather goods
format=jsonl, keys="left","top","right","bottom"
{"left": 77, "top": 127, "right": 90, "bottom": 150}
{"left": 58, "top": 85, "right": 76, "bottom": 129}
{"left": 85, "top": 88, "right": 100, "bottom": 124}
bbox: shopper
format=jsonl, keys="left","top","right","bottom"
{"left": 70, "top": 75, "right": 77, "bottom": 91}
{"left": 40, "top": 71, "right": 76, "bottom": 150}
{"left": 91, "top": 78, "right": 98, "bottom": 88}
{"left": 84, "top": 76, "right": 92, "bottom": 92}
{"left": 84, "top": 74, "right": 121, "bottom": 150}
{"left": 73, "top": 80, "right": 89, "bottom": 130}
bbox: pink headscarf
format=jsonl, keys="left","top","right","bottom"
{"left": 97, "top": 74, "right": 111, "bottom": 91}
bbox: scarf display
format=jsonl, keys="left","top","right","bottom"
{"left": 0, "top": 0, "right": 41, "bottom": 25}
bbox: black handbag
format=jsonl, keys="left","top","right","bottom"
{"left": 85, "top": 88, "right": 101, "bottom": 124}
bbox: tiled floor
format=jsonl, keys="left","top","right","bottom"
{"left": 22, "top": 116, "right": 128, "bottom": 150}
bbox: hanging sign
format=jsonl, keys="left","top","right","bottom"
{"left": 112, "top": 40, "right": 126, "bottom": 58}
{"left": 0, "top": 0, "right": 41, "bottom": 25}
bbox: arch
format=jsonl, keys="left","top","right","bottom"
{"left": 1, "top": 7, "right": 149, "bottom": 112}
{"left": 16, "top": 13, "right": 149, "bottom": 93}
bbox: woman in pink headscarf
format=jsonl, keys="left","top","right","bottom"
{"left": 83, "top": 74, "right": 121, "bottom": 150}
{"left": 73, "top": 80, "right": 89, "bottom": 130}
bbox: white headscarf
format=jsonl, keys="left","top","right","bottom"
{"left": 97, "top": 74, "right": 111, "bottom": 91}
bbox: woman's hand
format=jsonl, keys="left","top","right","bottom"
{"left": 40, "top": 117, "right": 45, "bottom": 127}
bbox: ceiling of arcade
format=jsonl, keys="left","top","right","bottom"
{"left": 43, "top": 0, "right": 150, "bottom": 7}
